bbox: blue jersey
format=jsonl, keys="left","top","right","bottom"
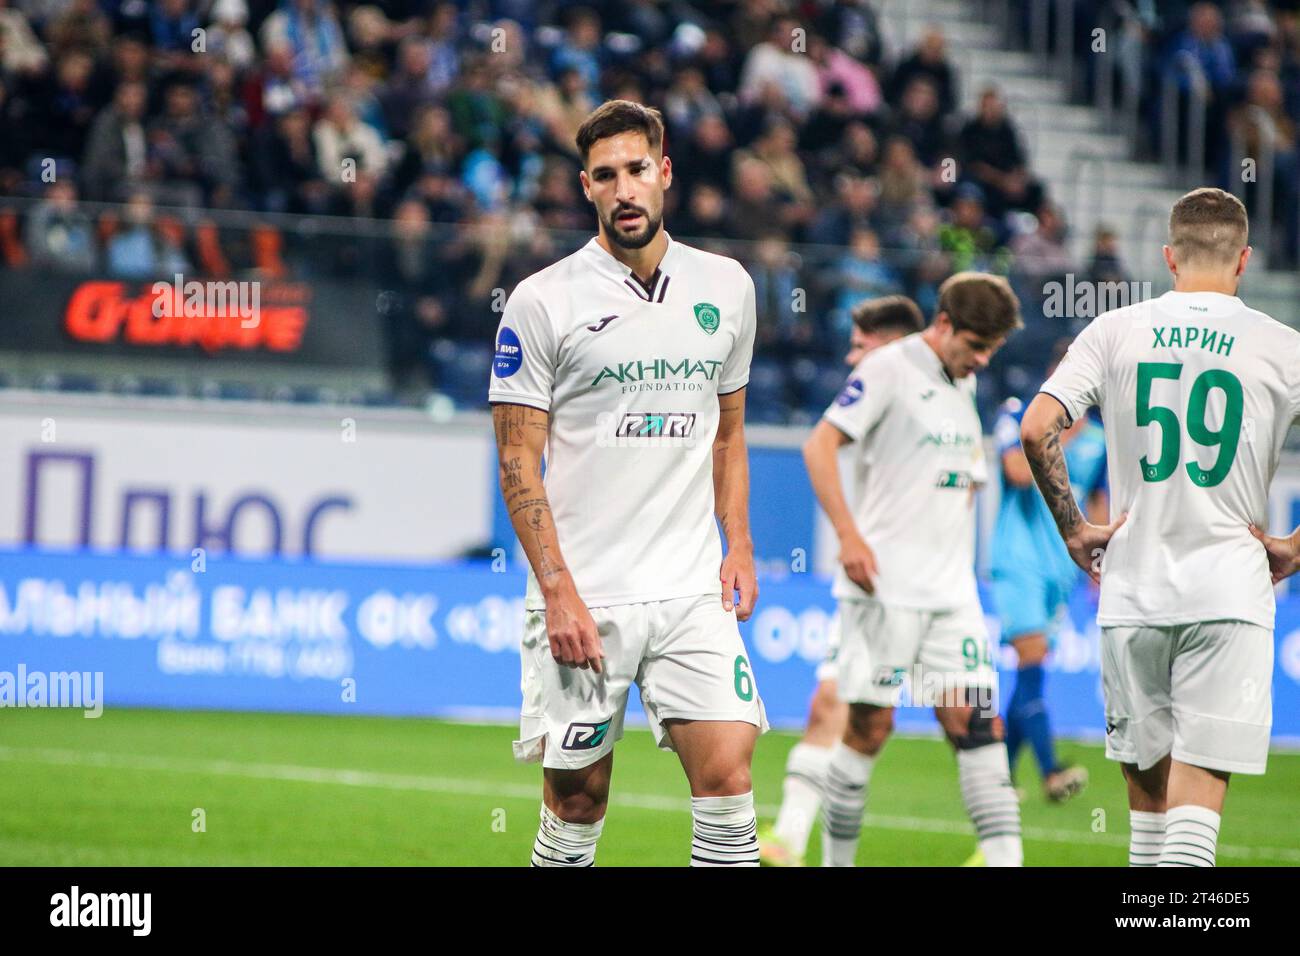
{"left": 991, "top": 397, "right": 1107, "bottom": 587}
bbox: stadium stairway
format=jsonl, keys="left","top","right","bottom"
{"left": 882, "top": 0, "right": 1300, "bottom": 325}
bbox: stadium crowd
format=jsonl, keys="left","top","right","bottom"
{"left": 3, "top": 0, "right": 1282, "bottom": 418}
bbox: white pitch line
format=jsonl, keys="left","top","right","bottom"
{"left": 0, "top": 745, "right": 1296, "bottom": 863}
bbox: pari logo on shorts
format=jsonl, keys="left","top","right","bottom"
{"left": 561, "top": 718, "right": 612, "bottom": 751}
{"left": 693, "top": 302, "right": 720, "bottom": 335}
{"left": 874, "top": 666, "right": 907, "bottom": 687}
{"left": 836, "top": 377, "right": 865, "bottom": 407}
{"left": 493, "top": 327, "right": 523, "bottom": 378}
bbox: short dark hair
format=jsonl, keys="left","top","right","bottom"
{"left": 851, "top": 295, "right": 925, "bottom": 337}
{"left": 1168, "top": 187, "right": 1248, "bottom": 267}
{"left": 936, "top": 271, "right": 1022, "bottom": 338}
{"left": 575, "top": 100, "right": 665, "bottom": 165}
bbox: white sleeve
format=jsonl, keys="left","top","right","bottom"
{"left": 487, "top": 282, "right": 558, "bottom": 412}
{"left": 720, "top": 269, "right": 756, "bottom": 394}
{"left": 1041, "top": 317, "right": 1108, "bottom": 423}
{"left": 822, "top": 353, "right": 895, "bottom": 443}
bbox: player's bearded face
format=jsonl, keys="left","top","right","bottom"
{"left": 584, "top": 133, "right": 668, "bottom": 250}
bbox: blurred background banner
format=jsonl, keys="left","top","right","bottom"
{"left": 0, "top": 393, "right": 493, "bottom": 561}
{"left": 3, "top": 549, "right": 1300, "bottom": 741}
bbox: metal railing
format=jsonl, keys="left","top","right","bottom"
{"left": 1230, "top": 105, "right": 1277, "bottom": 266}
{"left": 1160, "top": 50, "right": 1209, "bottom": 187}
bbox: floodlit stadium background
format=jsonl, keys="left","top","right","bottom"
{"left": 1, "top": 0, "right": 1298, "bottom": 865}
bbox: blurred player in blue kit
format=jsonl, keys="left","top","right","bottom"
{"left": 990, "top": 340, "right": 1107, "bottom": 804}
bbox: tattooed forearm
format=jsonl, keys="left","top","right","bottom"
{"left": 492, "top": 401, "right": 575, "bottom": 597}
{"left": 1023, "top": 413, "right": 1084, "bottom": 539}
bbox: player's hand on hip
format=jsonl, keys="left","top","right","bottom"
{"left": 545, "top": 587, "right": 604, "bottom": 673}
{"left": 839, "top": 532, "right": 878, "bottom": 595}
{"left": 1065, "top": 512, "right": 1127, "bottom": 585}
{"left": 1249, "top": 524, "right": 1300, "bottom": 584}
{"left": 720, "top": 549, "right": 759, "bottom": 621}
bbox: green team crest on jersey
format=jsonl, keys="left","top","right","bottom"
{"left": 694, "top": 302, "right": 720, "bottom": 335}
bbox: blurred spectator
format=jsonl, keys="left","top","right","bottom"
{"left": 663, "top": 65, "right": 724, "bottom": 141}
{"left": 808, "top": 31, "right": 882, "bottom": 116}
{"left": 877, "top": 136, "right": 926, "bottom": 233}
{"left": 46, "top": 0, "right": 111, "bottom": 62}
{"left": 148, "top": 0, "right": 199, "bottom": 70}
{"left": 738, "top": 16, "right": 821, "bottom": 119}
{"left": 380, "top": 199, "right": 453, "bottom": 392}
{"left": 447, "top": 53, "right": 507, "bottom": 150}
{"left": 106, "top": 190, "right": 190, "bottom": 278}
{"left": 32, "top": 50, "right": 97, "bottom": 162}
{"left": 81, "top": 79, "right": 148, "bottom": 202}
{"left": 532, "top": 67, "right": 592, "bottom": 159}
{"left": 246, "top": 39, "right": 313, "bottom": 126}
{"left": 733, "top": 119, "right": 815, "bottom": 211}
{"left": 424, "top": 3, "right": 460, "bottom": 95}
{"left": 206, "top": 0, "right": 256, "bottom": 72}
{"left": 939, "top": 183, "right": 1011, "bottom": 273}
{"left": 380, "top": 35, "right": 437, "bottom": 140}
{"left": 828, "top": 226, "right": 903, "bottom": 339}
{"left": 252, "top": 107, "right": 328, "bottom": 213}
{"left": 746, "top": 231, "right": 808, "bottom": 348}
{"left": 1010, "top": 202, "right": 1073, "bottom": 280}
{"left": 530, "top": 160, "right": 584, "bottom": 231}
{"left": 677, "top": 182, "right": 729, "bottom": 241}
{"left": 313, "top": 89, "right": 386, "bottom": 215}
{"left": 346, "top": 5, "right": 396, "bottom": 80}
{"left": 260, "top": 0, "right": 350, "bottom": 100}
{"left": 729, "top": 156, "right": 781, "bottom": 240}
{"left": 550, "top": 6, "right": 602, "bottom": 100}
{"left": 807, "top": 171, "right": 878, "bottom": 247}
{"left": 816, "top": 0, "right": 885, "bottom": 66}
{"left": 889, "top": 27, "right": 958, "bottom": 116}
{"left": 1167, "top": 2, "right": 1237, "bottom": 96}
{"left": 958, "top": 87, "right": 1042, "bottom": 216}
{"left": 890, "top": 76, "right": 949, "bottom": 167}
{"left": 1085, "top": 225, "right": 1131, "bottom": 286}
{"left": 26, "top": 180, "right": 95, "bottom": 271}
{"left": 148, "top": 78, "right": 238, "bottom": 207}
{"left": 0, "top": 0, "right": 48, "bottom": 75}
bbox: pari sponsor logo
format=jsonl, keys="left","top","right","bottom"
{"left": 494, "top": 327, "right": 523, "bottom": 378}
{"left": 50, "top": 886, "right": 151, "bottom": 936}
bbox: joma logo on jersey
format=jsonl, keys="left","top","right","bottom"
{"left": 615, "top": 412, "right": 696, "bottom": 438}
{"left": 591, "top": 358, "right": 723, "bottom": 387}
{"left": 562, "top": 718, "right": 612, "bottom": 750}
{"left": 935, "top": 471, "right": 973, "bottom": 489}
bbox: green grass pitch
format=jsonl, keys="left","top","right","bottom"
{"left": 1, "top": 708, "right": 1296, "bottom": 866}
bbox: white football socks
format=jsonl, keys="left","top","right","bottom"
{"left": 530, "top": 804, "right": 603, "bottom": 867}
{"left": 956, "top": 743, "right": 1023, "bottom": 867}
{"left": 1158, "top": 804, "right": 1220, "bottom": 867}
{"left": 690, "top": 792, "right": 760, "bottom": 866}
{"left": 1128, "top": 810, "right": 1166, "bottom": 867}
{"left": 773, "top": 742, "right": 832, "bottom": 852}
{"left": 821, "top": 742, "right": 875, "bottom": 866}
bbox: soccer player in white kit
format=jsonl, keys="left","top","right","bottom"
{"left": 758, "top": 295, "right": 925, "bottom": 867}
{"left": 804, "top": 273, "right": 1026, "bottom": 866}
{"left": 1022, "top": 188, "right": 1293, "bottom": 867}
{"left": 488, "top": 100, "right": 767, "bottom": 867}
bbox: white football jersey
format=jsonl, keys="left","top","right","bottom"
{"left": 1041, "top": 290, "right": 1300, "bottom": 630}
{"left": 488, "top": 233, "right": 756, "bottom": 610}
{"left": 822, "top": 333, "right": 988, "bottom": 609}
